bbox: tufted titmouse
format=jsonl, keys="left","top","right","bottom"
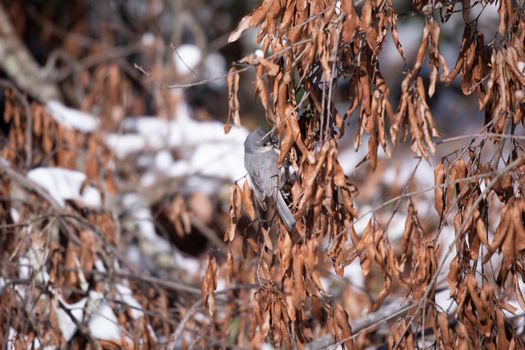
{"left": 244, "top": 128, "right": 296, "bottom": 231}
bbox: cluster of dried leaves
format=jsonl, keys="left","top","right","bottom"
{"left": 214, "top": 0, "right": 525, "bottom": 348}
{"left": 3, "top": 0, "right": 525, "bottom": 348}
{"left": 0, "top": 92, "right": 177, "bottom": 348}
{"left": 0, "top": 2, "right": 236, "bottom": 347}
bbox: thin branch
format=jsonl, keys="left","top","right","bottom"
{"left": 435, "top": 132, "right": 525, "bottom": 145}
{"left": 305, "top": 301, "right": 416, "bottom": 350}
{"left": 166, "top": 39, "right": 313, "bottom": 90}
{"left": 392, "top": 155, "right": 525, "bottom": 349}
{"left": 168, "top": 284, "right": 258, "bottom": 347}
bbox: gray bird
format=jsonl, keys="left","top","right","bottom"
{"left": 244, "top": 128, "right": 296, "bottom": 231}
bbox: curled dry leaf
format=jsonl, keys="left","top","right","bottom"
{"left": 226, "top": 184, "right": 243, "bottom": 242}
{"left": 219, "top": 0, "right": 525, "bottom": 348}
{"left": 434, "top": 161, "right": 446, "bottom": 216}
{"left": 201, "top": 255, "right": 217, "bottom": 316}
{"left": 225, "top": 67, "right": 240, "bottom": 134}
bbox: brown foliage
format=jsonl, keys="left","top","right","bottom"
{"left": 220, "top": 0, "right": 525, "bottom": 348}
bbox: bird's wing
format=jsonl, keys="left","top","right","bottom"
{"left": 245, "top": 142, "right": 280, "bottom": 212}
{"left": 277, "top": 191, "right": 296, "bottom": 231}
{"left": 251, "top": 169, "right": 268, "bottom": 210}
{"left": 263, "top": 167, "right": 278, "bottom": 201}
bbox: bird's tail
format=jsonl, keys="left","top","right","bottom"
{"left": 277, "top": 191, "right": 296, "bottom": 231}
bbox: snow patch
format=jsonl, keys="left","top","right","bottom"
{"left": 7, "top": 328, "right": 16, "bottom": 350}
{"left": 106, "top": 106, "right": 248, "bottom": 188}
{"left": 387, "top": 212, "right": 406, "bottom": 242}
{"left": 27, "top": 167, "right": 101, "bottom": 208}
{"left": 105, "top": 134, "right": 146, "bottom": 159}
{"left": 88, "top": 291, "right": 122, "bottom": 342}
{"left": 154, "top": 150, "right": 173, "bottom": 172}
{"left": 174, "top": 252, "right": 201, "bottom": 277}
{"left": 141, "top": 32, "right": 155, "bottom": 47}
{"left": 122, "top": 194, "right": 168, "bottom": 249}
{"left": 10, "top": 208, "right": 19, "bottom": 223}
{"left": 519, "top": 61, "right": 525, "bottom": 74}
{"left": 203, "top": 53, "right": 227, "bottom": 88}
{"left": 344, "top": 259, "right": 365, "bottom": 289}
{"left": 435, "top": 287, "right": 457, "bottom": 314}
{"left": 173, "top": 44, "right": 202, "bottom": 76}
{"left": 57, "top": 296, "right": 88, "bottom": 341}
{"left": 354, "top": 207, "right": 372, "bottom": 233}
{"left": 18, "top": 256, "right": 31, "bottom": 280}
{"left": 46, "top": 101, "right": 99, "bottom": 132}
{"left": 115, "top": 284, "right": 144, "bottom": 319}
{"left": 57, "top": 291, "right": 128, "bottom": 343}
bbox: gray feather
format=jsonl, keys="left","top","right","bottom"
{"left": 244, "top": 128, "right": 295, "bottom": 231}
{"left": 277, "top": 191, "right": 296, "bottom": 231}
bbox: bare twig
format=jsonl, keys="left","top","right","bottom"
{"left": 435, "top": 132, "right": 525, "bottom": 145}
{"left": 305, "top": 300, "right": 416, "bottom": 350}
{"left": 167, "top": 39, "right": 312, "bottom": 90}
{"left": 392, "top": 155, "right": 525, "bottom": 349}
{"left": 168, "top": 284, "right": 258, "bottom": 348}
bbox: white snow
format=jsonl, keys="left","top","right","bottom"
{"left": 57, "top": 291, "right": 127, "bottom": 343}
{"left": 174, "top": 253, "right": 201, "bottom": 277}
{"left": 18, "top": 256, "right": 31, "bottom": 280}
{"left": 202, "top": 53, "right": 227, "bottom": 88}
{"left": 188, "top": 141, "right": 245, "bottom": 180}
{"left": 115, "top": 284, "right": 144, "bottom": 319}
{"left": 154, "top": 150, "right": 173, "bottom": 172}
{"left": 46, "top": 101, "right": 99, "bottom": 132}
{"left": 27, "top": 167, "right": 101, "bottom": 208}
{"left": 26, "top": 248, "right": 50, "bottom": 285}
{"left": 337, "top": 143, "right": 368, "bottom": 174}
{"left": 387, "top": 212, "right": 406, "bottom": 242}
{"left": 261, "top": 343, "right": 275, "bottom": 350}
{"left": 88, "top": 292, "right": 122, "bottom": 342}
{"left": 57, "top": 296, "right": 88, "bottom": 341}
{"left": 121, "top": 193, "right": 202, "bottom": 276}
{"left": 141, "top": 32, "right": 155, "bottom": 47}
{"left": 353, "top": 207, "right": 372, "bottom": 233}
{"left": 7, "top": 328, "right": 16, "bottom": 350}
{"left": 105, "top": 134, "right": 146, "bottom": 159}
{"left": 122, "top": 194, "right": 168, "bottom": 249}
{"left": 344, "top": 259, "right": 365, "bottom": 289}
{"left": 173, "top": 44, "right": 202, "bottom": 76}
{"left": 117, "top": 114, "right": 247, "bottom": 151}
{"left": 94, "top": 259, "right": 107, "bottom": 273}
{"left": 183, "top": 175, "right": 233, "bottom": 196}
{"left": 382, "top": 158, "right": 434, "bottom": 190}
{"left": 10, "top": 208, "right": 19, "bottom": 223}
{"left": 26, "top": 336, "right": 45, "bottom": 350}
{"left": 436, "top": 225, "right": 457, "bottom": 290}
{"left": 216, "top": 277, "right": 226, "bottom": 292}
{"left": 120, "top": 117, "right": 182, "bottom": 149}
{"left": 519, "top": 61, "right": 525, "bottom": 74}
{"left": 504, "top": 301, "right": 525, "bottom": 333}
{"left": 105, "top": 99, "right": 248, "bottom": 191}
{"left": 125, "top": 245, "right": 143, "bottom": 267}
{"left": 165, "top": 160, "right": 190, "bottom": 178}
{"left": 435, "top": 287, "right": 457, "bottom": 314}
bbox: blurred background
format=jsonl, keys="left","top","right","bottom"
{"left": 0, "top": 0, "right": 508, "bottom": 348}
